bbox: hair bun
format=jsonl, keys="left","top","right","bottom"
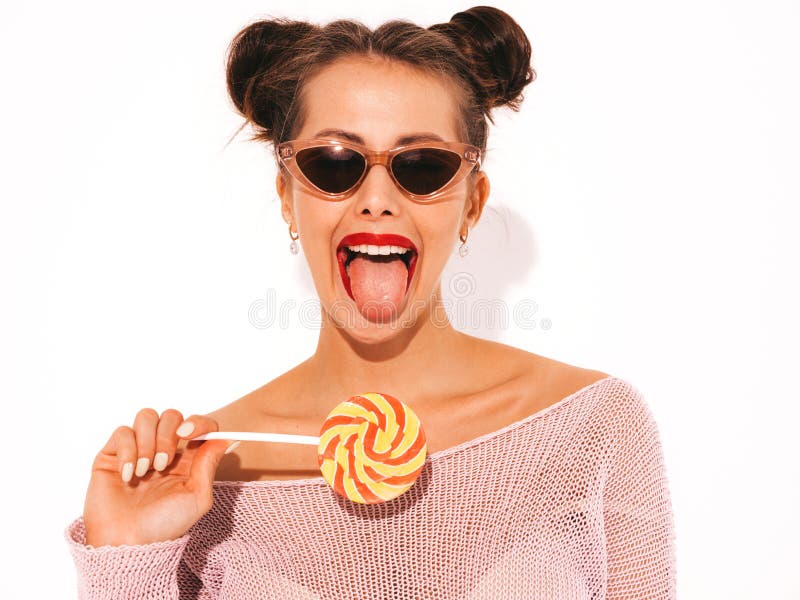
{"left": 431, "top": 6, "right": 536, "bottom": 112}
{"left": 226, "top": 18, "right": 317, "bottom": 140}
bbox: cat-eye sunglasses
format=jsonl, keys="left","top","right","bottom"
{"left": 277, "top": 138, "right": 481, "bottom": 202}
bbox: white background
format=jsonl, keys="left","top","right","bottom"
{"left": 1, "top": 1, "right": 798, "bottom": 598}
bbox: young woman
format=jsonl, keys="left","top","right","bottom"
{"left": 65, "top": 6, "right": 676, "bottom": 598}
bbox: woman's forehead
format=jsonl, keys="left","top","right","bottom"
{"left": 297, "top": 56, "right": 461, "bottom": 144}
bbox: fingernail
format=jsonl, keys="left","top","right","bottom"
{"left": 176, "top": 421, "right": 195, "bottom": 437}
{"left": 153, "top": 452, "right": 168, "bottom": 471}
{"left": 121, "top": 462, "right": 134, "bottom": 483}
{"left": 224, "top": 441, "right": 240, "bottom": 454}
{"left": 135, "top": 457, "right": 150, "bottom": 477}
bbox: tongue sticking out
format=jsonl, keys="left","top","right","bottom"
{"left": 347, "top": 255, "right": 408, "bottom": 322}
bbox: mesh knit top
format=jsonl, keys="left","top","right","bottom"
{"left": 64, "top": 375, "right": 677, "bottom": 599}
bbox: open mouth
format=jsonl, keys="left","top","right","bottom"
{"left": 336, "top": 245, "right": 418, "bottom": 303}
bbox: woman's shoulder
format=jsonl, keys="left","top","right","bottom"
{"left": 449, "top": 337, "right": 613, "bottom": 430}
{"left": 203, "top": 360, "right": 312, "bottom": 431}
{"left": 474, "top": 337, "right": 612, "bottom": 398}
{"left": 205, "top": 361, "right": 325, "bottom": 483}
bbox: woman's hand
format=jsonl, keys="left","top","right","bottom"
{"left": 82, "top": 408, "right": 237, "bottom": 547}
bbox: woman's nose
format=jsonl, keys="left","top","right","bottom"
{"left": 353, "top": 163, "right": 404, "bottom": 216}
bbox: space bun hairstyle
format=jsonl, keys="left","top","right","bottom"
{"left": 225, "top": 6, "right": 536, "bottom": 168}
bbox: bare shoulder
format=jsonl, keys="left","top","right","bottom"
{"left": 416, "top": 338, "right": 613, "bottom": 454}
{"left": 527, "top": 352, "right": 611, "bottom": 395}
{"left": 204, "top": 359, "right": 311, "bottom": 430}
{"left": 206, "top": 362, "right": 326, "bottom": 483}
{"left": 203, "top": 386, "right": 263, "bottom": 432}
{"left": 475, "top": 338, "right": 611, "bottom": 403}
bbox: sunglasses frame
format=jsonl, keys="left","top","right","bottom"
{"left": 276, "top": 137, "right": 482, "bottom": 202}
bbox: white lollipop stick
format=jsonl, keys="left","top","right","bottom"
{"left": 192, "top": 431, "right": 320, "bottom": 445}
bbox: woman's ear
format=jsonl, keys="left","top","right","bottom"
{"left": 464, "top": 171, "right": 490, "bottom": 230}
{"left": 276, "top": 171, "right": 294, "bottom": 226}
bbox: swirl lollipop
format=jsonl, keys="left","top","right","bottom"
{"left": 317, "top": 392, "right": 427, "bottom": 504}
{"left": 195, "top": 393, "right": 427, "bottom": 504}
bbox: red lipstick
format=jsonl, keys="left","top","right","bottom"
{"left": 337, "top": 233, "right": 418, "bottom": 253}
{"left": 336, "top": 232, "right": 419, "bottom": 302}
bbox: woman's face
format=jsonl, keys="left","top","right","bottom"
{"left": 277, "top": 55, "right": 489, "bottom": 342}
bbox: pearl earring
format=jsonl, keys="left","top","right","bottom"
{"left": 289, "top": 224, "right": 299, "bottom": 255}
{"left": 459, "top": 230, "right": 469, "bottom": 258}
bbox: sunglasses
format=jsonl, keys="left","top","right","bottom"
{"left": 276, "top": 138, "right": 481, "bottom": 202}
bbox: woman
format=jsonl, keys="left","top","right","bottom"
{"left": 65, "top": 6, "right": 676, "bottom": 598}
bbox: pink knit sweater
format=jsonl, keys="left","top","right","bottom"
{"left": 65, "top": 376, "right": 676, "bottom": 599}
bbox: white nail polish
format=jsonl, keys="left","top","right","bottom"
{"left": 224, "top": 441, "right": 241, "bottom": 454}
{"left": 176, "top": 421, "right": 195, "bottom": 437}
{"left": 135, "top": 457, "right": 150, "bottom": 477}
{"left": 121, "top": 462, "right": 134, "bottom": 482}
{"left": 153, "top": 452, "right": 168, "bottom": 471}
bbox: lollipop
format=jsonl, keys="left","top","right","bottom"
{"left": 194, "top": 393, "right": 427, "bottom": 504}
{"left": 317, "top": 392, "right": 427, "bottom": 504}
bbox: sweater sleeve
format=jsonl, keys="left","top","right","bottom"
{"left": 602, "top": 385, "right": 677, "bottom": 599}
{"left": 64, "top": 516, "right": 202, "bottom": 599}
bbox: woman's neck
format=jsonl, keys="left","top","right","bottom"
{"left": 304, "top": 314, "right": 479, "bottom": 413}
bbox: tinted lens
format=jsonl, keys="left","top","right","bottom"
{"left": 391, "top": 149, "right": 462, "bottom": 195}
{"left": 295, "top": 146, "right": 366, "bottom": 194}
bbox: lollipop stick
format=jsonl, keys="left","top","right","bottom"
{"left": 192, "top": 431, "right": 320, "bottom": 445}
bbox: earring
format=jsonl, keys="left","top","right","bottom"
{"left": 458, "top": 230, "right": 469, "bottom": 258}
{"left": 289, "top": 224, "right": 299, "bottom": 255}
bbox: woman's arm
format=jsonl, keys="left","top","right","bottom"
{"left": 602, "top": 384, "right": 677, "bottom": 599}
{"left": 64, "top": 516, "right": 202, "bottom": 599}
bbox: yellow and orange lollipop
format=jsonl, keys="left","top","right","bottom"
{"left": 317, "top": 392, "right": 427, "bottom": 504}
{"left": 195, "top": 392, "right": 427, "bottom": 504}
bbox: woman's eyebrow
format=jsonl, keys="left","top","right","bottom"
{"left": 312, "top": 128, "right": 445, "bottom": 145}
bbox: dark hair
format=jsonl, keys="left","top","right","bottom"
{"left": 225, "top": 6, "right": 536, "bottom": 174}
